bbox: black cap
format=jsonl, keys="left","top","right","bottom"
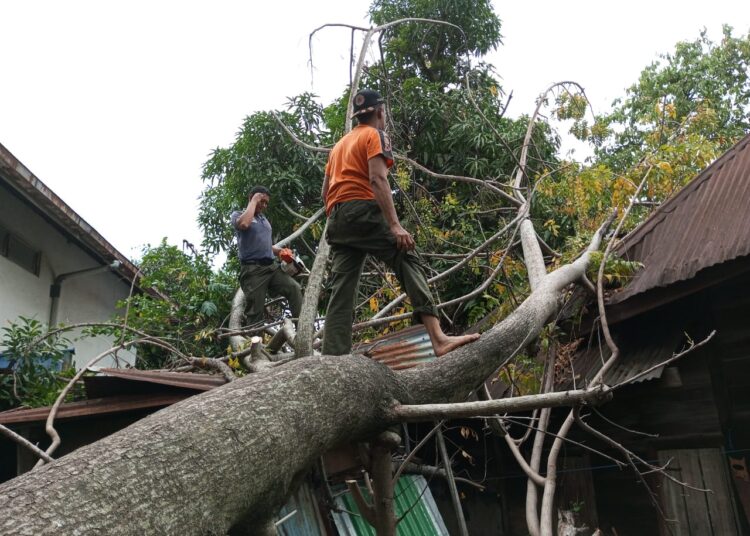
{"left": 352, "top": 89, "right": 384, "bottom": 118}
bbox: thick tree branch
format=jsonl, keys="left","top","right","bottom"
{"left": 389, "top": 387, "right": 610, "bottom": 422}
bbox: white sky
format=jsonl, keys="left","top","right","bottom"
{"left": 2, "top": 1, "right": 749, "bottom": 261}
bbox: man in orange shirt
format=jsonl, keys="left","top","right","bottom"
{"left": 321, "top": 89, "right": 479, "bottom": 356}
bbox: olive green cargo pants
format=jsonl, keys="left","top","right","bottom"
{"left": 323, "top": 199, "right": 437, "bottom": 356}
{"left": 239, "top": 262, "right": 302, "bottom": 326}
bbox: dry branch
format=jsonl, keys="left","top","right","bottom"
{"left": 0, "top": 424, "right": 54, "bottom": 463}
{"left": 390, "top": 387, "right": 611, "bottom": 422}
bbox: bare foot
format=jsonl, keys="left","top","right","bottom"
{"left": 432, "top": 333, "right": 480, "bottom": 357}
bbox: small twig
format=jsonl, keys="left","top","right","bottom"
{"left": 274, "top": 205, "right": 325, "bottom": 248}
{"left": 501, "top": 414, "right": 624, "bottom": 468}
{"left": 579, "top": 274, "right": 597, "bottom": 294}
{"left": 612, "top": 331, "right": 716, "bottom": 390}
{"left": 436, "top": 424, "right": 469, "bottom": 536}
{"left": 574, "top": 406, "right": 705, "bottom": 532}
{"left": 393, "top": 461, "right": 486, "bottom": 491}
{"left": 35, "top": 338, "right": 150, "bottom": 467}
{"left": 118, "top": 267, "right": 142, "bottom": 347}
{"left": 595, "top": 166, "right": 653, "bottom": 382}
{"left": 345, "top": 480, "right": 376, "bottom": 526}
{"left": 589, "top": 407, "right": 658, "bottom": 438}
{"left": 480, "top": 385, "right": 546, "bottom": 487}
{"left": 392, "top": 421, "right": 442, "bottom": 486}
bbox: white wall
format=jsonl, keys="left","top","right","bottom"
{"left": 0, "top": 186, "right": 135, "bottom": 368}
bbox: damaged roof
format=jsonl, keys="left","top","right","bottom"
{"left": 555, "top": 324, "right": 688, "bottom": 391}
{"left": 611, "top": 133, "right": 750, "bottom": 305}
{"left": 355, "top": 325, "right": 436, "bottom": 370}
{"left": 0, "top": 369, "right": 229, "bottom": 425}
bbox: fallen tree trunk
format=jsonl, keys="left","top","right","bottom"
{"left": 0, "top": 219, "right": 604, "bottom": 535}
{"left": 1, "top": 356, "right": 404, "bottom": 535}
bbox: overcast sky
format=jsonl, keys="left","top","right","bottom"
{"left": 2, "top": 1, "right": 749, "bottom": 262}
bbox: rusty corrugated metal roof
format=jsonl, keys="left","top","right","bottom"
{"left": 610, "top": 133, "right": 750, "bottom": 304}
{"left": 0, "top": 142, "right": 162, "bottom": 297}
{"left": 0, "top": 393, "right": 188, "bottom": 425}
{"left": 355, "top": 325, "right": 437, "bottom": 370}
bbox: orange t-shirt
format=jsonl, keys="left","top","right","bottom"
{"left": 324, "top": 124, "right": 394, "bottom": 215}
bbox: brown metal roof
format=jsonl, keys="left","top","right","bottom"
{"left": 0, "top": 393, "right": 188, "bottom": 425}
{"left": 355, "top": 325, "right": 437, "bottom": 370}
{"left": 0, "top": 142, "right": 161, "bottom": 297}
{"left": 610, "top": 133, "right": 750, "bottom": 304}
{"left": 0, "top": 370, "right": 227, "bottom": 426}
{"left": 95, "top": 368, "right": 228, "bottom": 391}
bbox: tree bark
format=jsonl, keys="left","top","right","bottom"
{"left": 0, "top": 222, "right": 606, "bottom": 534}
{"left": 0, "top": 356, "right": 405, "bottom": 535}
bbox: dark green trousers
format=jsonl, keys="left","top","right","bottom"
{"left": 239, "top": 262, "right": 302, "bottom": 326}
{"left": 322, "top": 200, "right": 437, "bottom": 356}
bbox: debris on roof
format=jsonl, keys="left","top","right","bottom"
{"left": 611, "top": 133, "right": 750, "bottom": 304}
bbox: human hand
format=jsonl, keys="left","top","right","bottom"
{"left": 390, "top": 223, "right": 416, "bottom": 251}
{"left": 279, "top": 248, "right": 295, "bottom": 263}
{"left": 249, "top": 193, "right": 269, "bottom": 211}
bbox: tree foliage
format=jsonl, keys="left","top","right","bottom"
{"left": 536, "top": 27, "right": 750, "bottom": 246}
{"left": 600, "top": 25, "right": 750, "bottom": 171}
{"left": 115, "top": 240, "right": 235, "bottom": 368}
{"left": 199, "top": 94, "right": 331, "bottom": 258}
{"left": 369, "top": 0, "right": 502, "bottom": 82}
{"left": 195, "top": 0, "right": 562, "bottom": 334}
{"left": 126, "top": 6, "right": 749, "bottom": 370}
{"left": 0, "top": 317, "right": 77, "bottom": 410}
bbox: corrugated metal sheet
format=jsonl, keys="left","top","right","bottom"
{"left": 356, "top": 325, "right": 436, "bottom": 370}
{"left": 332, "top": 475, "right": 449, "bottom": 535}
{"left": 556, "top": 324, "right": 687, "bottom": 391}
{"left": 0, "top": 393, "right": 188, "bottom": 425}
{"left": 610, "top": 133, "right": 750, "bottom": 304}
{"left": 277, "top": 482, "right": 327, "bottom": 536}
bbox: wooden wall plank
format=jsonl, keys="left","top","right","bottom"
{"left": 558, "top": 455, "right": 599, "bottom": 531}
{"left": 659, "top": 450, "right": 691, "bottom": 535}
{"left": 678, "top": 450, "right": 713, "bottom": 535}
{"left": 698, "top": 448, "right": 739, "bottom": 535}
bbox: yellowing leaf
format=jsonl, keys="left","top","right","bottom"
{"left": 657, "top": 161, "right": 673, "bottom": 173}
{"left": 369, "top": 296, "right": 379, "bottom": 313}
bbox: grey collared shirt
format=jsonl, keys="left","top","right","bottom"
{"left": 231, "top": 211, "right": 274, "bottom": 263}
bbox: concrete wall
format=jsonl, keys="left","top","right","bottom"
{"left": 0, "top": 186, "right": 135, "bottom": 368}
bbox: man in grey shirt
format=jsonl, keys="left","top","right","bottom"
{"left": 231, "top": 186, "right": 302, "bottom": 326}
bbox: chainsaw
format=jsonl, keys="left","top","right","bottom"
{"left": 280, "top": 249, "right": 309, "bottom": 278}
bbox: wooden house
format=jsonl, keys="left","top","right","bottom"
{"left": 544, "top": 132, "right": 750, "bottom": 535}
